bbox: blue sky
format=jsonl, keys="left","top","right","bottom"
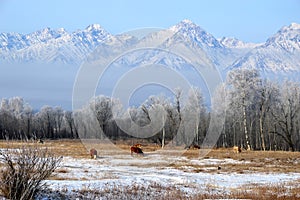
{"left": 0, "top": 0, "right": 299, "bottom": 42}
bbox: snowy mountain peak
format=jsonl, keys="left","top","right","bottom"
{"left": 0, "top": 24, "right": 113, "bottom": 65}
{"left": 57, "top": 28, "right": 67, "bottom": 34}
{"left": 79, "top": 24, "right": 111, "bottom": 39}
{"left": 265, "top": 22, "right": 300, "bottom": 51}
{"left": 169, "top": 19, "right": 223, "bottom": 48}
{"left": 33, "top": 27, "right": 52, "bottom": 35}
{"left": 180, "top": 19, "right": 195, "bottom": 25}
{"left": 85, "top": 24, "right": 104, "bottom": 32}
{"left": 230, "top": 23, "right": 300, "bottom": 73}
{"left": 219, "top": 37, "right": 244, "bottom": 48}
{"left": 290, "top": 22, "right": 300, "bottom": 30}
{"left": 170, "top": 19, "right": 202, "bottom": 33}
{"left": 219, "top": 37, "right": 261, "bottom": 49}
{"left": 282, "top": 22, "right": 300, "bottom": 31}
{"left": 40, "top": 27, "right": 51, "bottom": 33}
{"left": 25, "top": 27, "right": 68, "bottom": 44}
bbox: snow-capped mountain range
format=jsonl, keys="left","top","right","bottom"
{"left": 229, "top": 23, "right": 300, "bottom": 72}
{"left": 0, "top": 24, "right": 112, "bottom": 65}
{"left": 1, "top": 20, "right": 300, "bottom": 73}
{"left": 1, "top": 20, "right": 300, "bottom": 109}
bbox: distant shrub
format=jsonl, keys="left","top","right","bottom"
{"left": 0, "top": 145, "right": 62, "bottom": 200}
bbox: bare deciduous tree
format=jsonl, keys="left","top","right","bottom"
{"left": 270, "top": 81, "right": 300, "bottom": 151}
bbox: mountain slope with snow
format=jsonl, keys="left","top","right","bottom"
{"left": 1, "top": 20, "right": 300, "bottom": 109}
{"left": 228, "top": 23, "right": 300, "bottom": 72}
{"left": 88, "top": 20, "right": 240, "bottom": 71}
{"left": 1, "top": 21, "right": 300, "bottom": 74}
{"left": 0, "top": 24, "right": 113, "bottom": 65}
{"left": 218, "top": 37, "right": 260, "bottom": 49}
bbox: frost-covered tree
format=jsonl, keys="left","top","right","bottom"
{"left": 0, "top": 98, "right": 13, "bottom": 139}
{"left": 212, "top": 83, "right": 228, "bottom": 147}
{"left": 8, "top": 97, "right": 25, "bottom": 117}
{"left": 73, "top": 102, "right": 101, "bottom": 139}
{"left": 256, "top": 80, "right": 280, "bottom": 150}
{"left": 1, "top": 80, "right": 300, "bottom": 151}
{"left": 53, "top": 107, "right": 64, "bottom": 135}
{"left": 37, "top": 106, "right": 55, "bottom": 138}
{"left": 227, "top": 69, "right": 261, "bottom": 150}
{"left": 0, "top": 99, "right": 9, "bottom": 111}
{"left": 184, "top": 87, "right": 206, "bottom": 146}
{"left": 0, "top": 97, "right": 33, "bottom": 139}
{"left": 21, "top": 104, "right": 33, "bottom": 140}
{"left": 90, "top": 96, "right": 113, "bottom": 138}
{"left": 143, "top": 95, "right": 172, "bottom": 148}
{"left": 174, "top": 88, "right": 185, "bottom": 145}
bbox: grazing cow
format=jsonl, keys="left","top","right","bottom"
{"left": 90, "top": 148, "right": 97, "bottom": 159}
{"left": 130, "top": 144, "right": 144, "bottom": 156}
{"left": 185, "top": 144, "right": 201, "bottom": 150}
{"left": 233, "top": 146, "right": 242, "bottom": 153}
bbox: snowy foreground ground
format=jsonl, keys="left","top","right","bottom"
{"left": 36, "top": 149, "right": 300, "bottom": 199}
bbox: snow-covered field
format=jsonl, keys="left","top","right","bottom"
{"left": 39, "top": 151, "right": 300, "bottom": 199}
{"left": 1, "top": 142, "right": 300, "bottom": 199}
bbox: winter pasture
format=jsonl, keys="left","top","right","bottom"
{"left": 1, "top": 140, "right": 300, "bottom": 199}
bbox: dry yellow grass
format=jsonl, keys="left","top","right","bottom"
{"left": 1, "top": 139, "right": 300, "bottom": 174}
{"left": 1, "top": 140, "right": 300, "bottom": 199}
{"left": 35, "top": 180, "right": 300, "bottom": 200}
{"left": 0, "top": 139, "right": 88, "bottom": 158}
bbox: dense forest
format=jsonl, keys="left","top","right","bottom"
{"left": 1, "top": 69, "right": 300, "bottom": 151}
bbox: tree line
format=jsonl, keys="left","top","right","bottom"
{"left": 1, "top": 69, "right": 300, "bottom": 151}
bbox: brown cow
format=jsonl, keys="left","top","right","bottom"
{"left": 90, "top": 148, "right": 97, "bottom": 159}
{"left": 233, "top": 146, "right": 242, "bottom": 153}
{"left": 185, "top": 144, "right": 201, "bottom": 150}
{"left": 130, "top": 144, "right": 144, "bottom": 156}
